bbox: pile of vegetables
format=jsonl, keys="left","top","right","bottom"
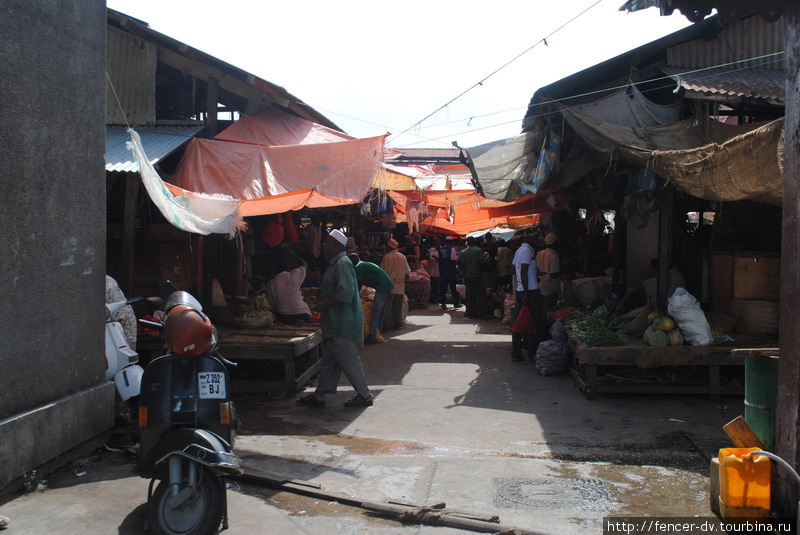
{"left": 564, "top": 306, "right": 627, "bottom": 347}
{"left": 234, "top": 294, "right": 274, "bottom": 329}
{"left": 548, "top": 306, "right": 579, "bottom": 321}
{"left": 643, "top": 310, "right": 684, "bottom": 346}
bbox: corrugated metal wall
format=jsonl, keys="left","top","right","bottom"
{"left": 106, "top": 26, "right": 156, "bottom": 125}
{"left": 667, "top": 15, "right": 784, "bottom": 69}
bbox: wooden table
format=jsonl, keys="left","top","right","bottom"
{"left": 216, "top": 324, "right": 322, "bottom": 396}
{"left": 568, "top": 335, "right": 777, "bottom": 399}
{"left": 137, "top": 324, "right": 322, "bottom": 396}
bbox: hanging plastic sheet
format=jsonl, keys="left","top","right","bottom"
{"left": 466, "top": 132, "right": 542, "bottom": 201}
{"left": 523, "top": 131, "right": 560, "bottom": 194}
{"left": 559, "top": 106, "right": 784, "bottom": 206}
{"left": 128, "top": 129, "right": 244, "bottom": 237}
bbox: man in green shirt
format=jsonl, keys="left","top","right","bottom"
{"left": 297, "top": 230, "right": 374, "bottom": 408}
{"left": 460, "top": 237, "right": 487, "bottom": 319}
{"left": 349, "top": 253, "right": 394, "bottom": 344}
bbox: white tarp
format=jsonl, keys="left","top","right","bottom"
{"left": 128, "top": 129, "right": 245, "bottom": 237}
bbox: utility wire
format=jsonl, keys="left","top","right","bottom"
{"left": 394, "top": 52, "right": 786, "bottom": 148}
{"left": 389, "top": 0, "right": 605, "bottom": 144}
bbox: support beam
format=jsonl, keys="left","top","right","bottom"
{"left": 120, "top": 172, "right": 139, "bottom": 295}
{"left": 656, "top": 180, "right": 673, "bottom": 310}
{"left": 205, "top": 77, "right": 219, "bottom": 139}
{"left": 776, "top": 0, "right": 800, "bottom": 517}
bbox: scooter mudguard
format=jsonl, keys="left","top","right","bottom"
{"left": 138, "top": 428, "right": 242, "bottom": 479}
{"left": 113, "top": 364, "right": 143, "bottom": 401}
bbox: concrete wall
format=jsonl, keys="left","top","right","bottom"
{"left": 0, "top": 1, "right": 113, "bottom": 490}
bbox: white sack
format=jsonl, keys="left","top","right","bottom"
{"left": 667, "top": 288, "right": 713, "bottom": 346}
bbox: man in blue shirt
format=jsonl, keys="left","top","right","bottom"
{"left": 297, "top": 230, "right": 374, "bottom": 407}
{"left": 437, "top": 237, "right": 462, "bottom": 310}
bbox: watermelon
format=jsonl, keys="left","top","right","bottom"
{"left": 647, "top": 330, "right": 668, "bottom": 346}
{"left": 668, "top": 329, "right": 685, "bottom": 346}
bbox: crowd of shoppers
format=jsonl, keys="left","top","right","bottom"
{"left": 294, "top": 225, "right": 566, "bottom": 410}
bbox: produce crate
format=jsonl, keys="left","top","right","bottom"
{"left": 406, "top": 279, "right": 430, "bottom": 309}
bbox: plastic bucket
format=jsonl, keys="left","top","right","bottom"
{"left": 744, "top": 354, "right": 779, "bottom": 451}
{"left": 718, "top": 447, "right": 770, "bottom": 519}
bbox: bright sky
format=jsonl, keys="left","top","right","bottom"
{"left": 105, "top": 0, "right": 692, "bottom": 149}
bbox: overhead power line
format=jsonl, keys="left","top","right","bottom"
{"left": 394, "top": 53, "right": 786, "bottom": 148}
{"left": 389, "top": 0, "right": 605, "bottom": 144}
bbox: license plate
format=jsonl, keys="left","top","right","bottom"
{"left": 198, "top": 372, "right": 226, "bottom": 399}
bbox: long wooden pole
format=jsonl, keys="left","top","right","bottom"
{"left": 776, "top": 0, "right": 800, "bottom": 517}
{"left": 232, "top": 469, "right": 547, "bottom": 535}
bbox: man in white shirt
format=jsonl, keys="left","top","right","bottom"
{"left": 510, "top": 232, "right": 542, "bottom": 362}
{"left": 267, "top": 244, "right": 312, "bottom": 324}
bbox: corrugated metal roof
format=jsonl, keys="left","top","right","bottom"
{"left": 666, "top": 14, "right": 784, "bottom": 70}
{"left": 105, "top": 125, "right": 204, "bottom": 173}
{"left": 106, "top": 26, "right": 157, "bottom": 126}
{"left": 660, "top": 65, "right": 785, "bottom": 103}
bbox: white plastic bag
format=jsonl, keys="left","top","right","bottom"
{"left": 667, "top": 288, "right": 713, "bottom": 346}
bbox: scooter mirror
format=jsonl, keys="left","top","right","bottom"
{"left": 157, "top": 280, "right": 179, "bottom": 300}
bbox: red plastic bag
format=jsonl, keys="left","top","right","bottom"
{"left": 512, "top": 304, "right": 537, "bottom": 334}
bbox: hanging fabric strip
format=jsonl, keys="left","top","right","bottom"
{"left": 128, "top": 129, "right": 245, "bottom": 237}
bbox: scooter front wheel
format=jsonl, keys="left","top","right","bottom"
{"left": 147, "top": 467, "right": 225, "bottom": 535}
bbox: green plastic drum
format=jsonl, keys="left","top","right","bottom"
{"left": 744, "top": 355, "right": 779, "bottom": 452}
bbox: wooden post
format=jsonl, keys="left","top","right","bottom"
{"left": 199, "top": 77, "right": 220, "bottom": 308}
{"left": 120, "top": 172, "right": 139, "bottom": 295}
{"left": 205, "top": 77, "right": 219, "bottom": 139}
{"left": 656, "top": 180, "right": 673, "bottom": 310}
{"left": 776, "top": 0, "right": 800, "bottom": 518}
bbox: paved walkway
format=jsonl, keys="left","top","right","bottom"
{"left": 0, "top": 305, "right": 738, "bottom": 534}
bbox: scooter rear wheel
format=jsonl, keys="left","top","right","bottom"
{"left": 147, "top": 468, "right": 225, "bottom": 535}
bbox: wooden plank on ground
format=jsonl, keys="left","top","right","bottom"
{"left": 723, "top": 416, "right": 766, "bottom": 449}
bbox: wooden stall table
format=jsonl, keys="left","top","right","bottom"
{"left": 136, "top": 324, "right": 322, "bottom": 396}
{"left": 569, "top": 335, "right": 777, "bottom": 399}
{"left": 216, "top": 324, "right": 322, "bottom": 396}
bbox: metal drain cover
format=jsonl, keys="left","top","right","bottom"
{"left": 493, "top": 478, "right": 615, "bottom": 511}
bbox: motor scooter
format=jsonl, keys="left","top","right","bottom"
{"left": 137, "top": 284, "right": 242, "bottom": 535}
{"left": 105, "top": 297, "right": 144, "bottom": 402}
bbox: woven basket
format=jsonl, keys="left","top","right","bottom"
{"left": 406, "top": 279, "right": 430, "bottom": 309}
{"left": 727, "top": 300, "right": 779, "bottom": 335}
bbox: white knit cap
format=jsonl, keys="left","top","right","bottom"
{"left": 329, "top": 229, "right": 348, "bottom": 246}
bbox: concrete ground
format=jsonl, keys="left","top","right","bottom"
{"left": 0, "top": 305, "right": 739, "bottom": 534}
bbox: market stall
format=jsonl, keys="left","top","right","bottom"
{"left": 219, "top": 324, "right": 322, "bottom": 396}
{"left": 560, "top": 305, "right": 778, "bottom": 399}
{"left": 569, "top": 335, "right": 776, "bottom": 399}
{"left": 136, "top": 323, "right": 321, "bottom": 396}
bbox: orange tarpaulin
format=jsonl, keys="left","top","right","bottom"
{"left": 164, "top": 183, "right": 359, "bottom": 217}
{"left": 168, "top": 108, "right": 387, "bottom": 216}
{"left": 172, "top": 135, "right": 386, "bottom": 202}
{"left": 215, "top": 108, "right": 354, "bottom": 145}
{"left": 389, "top": 190, "right": 568, "bottom": 236}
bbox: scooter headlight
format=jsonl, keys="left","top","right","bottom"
{"left": 163, "top": 305, "right": 213, "bottom": 358}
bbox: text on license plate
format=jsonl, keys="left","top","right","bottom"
{"left": 198, "top": 372, "right": 226, "bottom": 399}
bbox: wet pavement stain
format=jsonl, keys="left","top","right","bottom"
{"left": 237, "top": 411, "right": 430, "bottom": 456}
{"left": 547, "top": 461, "right": 711, "bottom": 518}
{"left": 234, "top": 403, "right": 716, "bottom": 522}
{"left": 493, "top": 477, "right": 615, "bottom": 511}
